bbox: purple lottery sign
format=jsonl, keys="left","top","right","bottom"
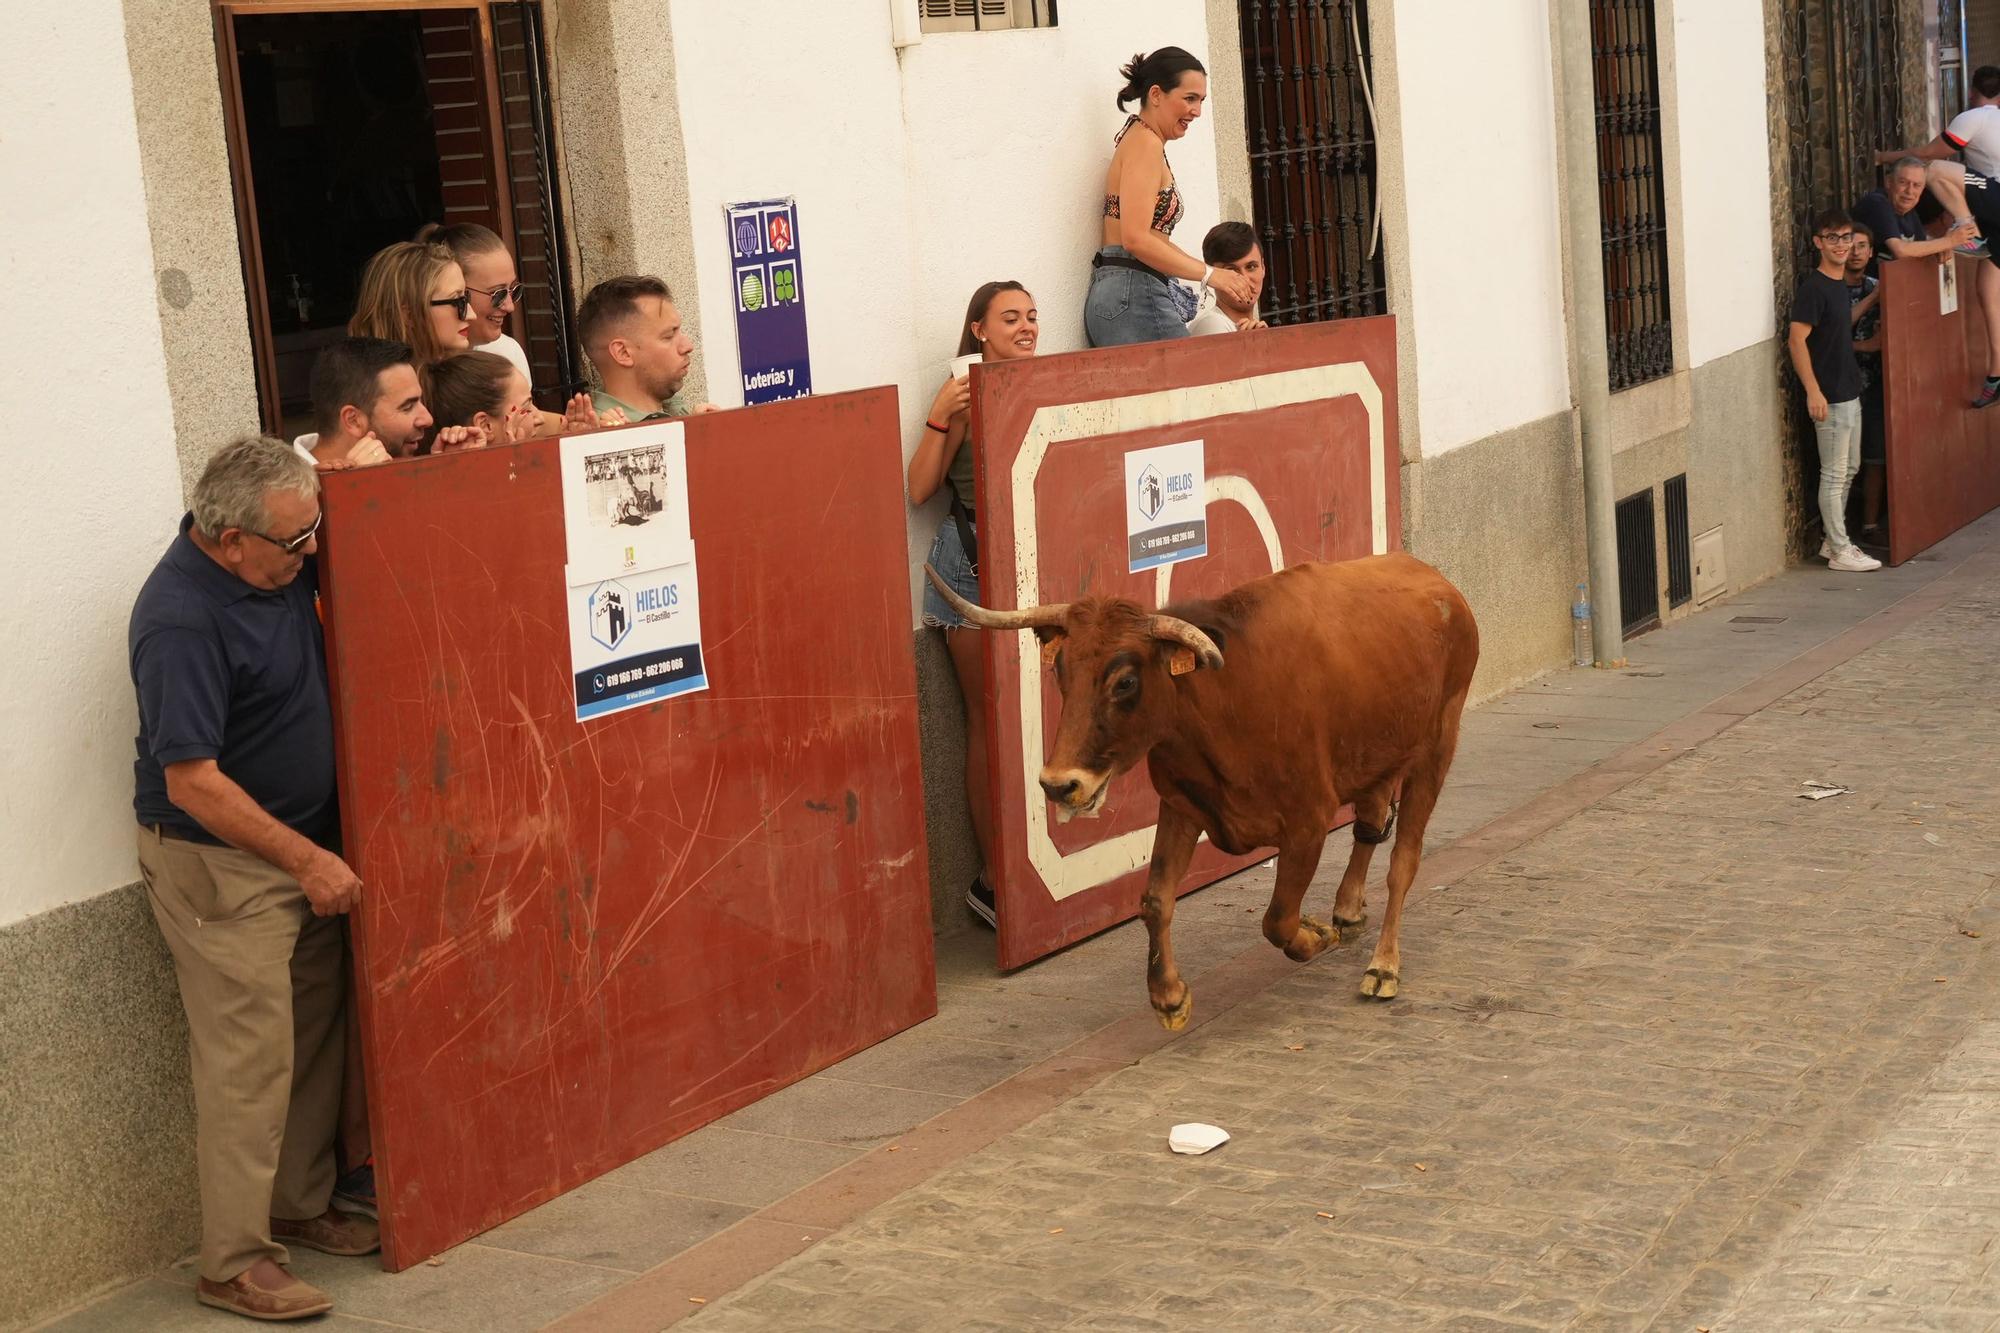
{"left": 725, "top": 198, "right": 813, "bottom": 406}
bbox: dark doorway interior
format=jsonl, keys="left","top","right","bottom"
{"left": 234, "top": 11, "right": 446, "bottom": 430}
{"left": 221, "top": 4, "right": 579, "bottom": 436}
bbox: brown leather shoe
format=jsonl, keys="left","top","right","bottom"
{"left": 272, "top": 1207, "right": 381, "bottom": 1257}
{"left": 195, "top": 1266, "right": 333, "bottom": 1321}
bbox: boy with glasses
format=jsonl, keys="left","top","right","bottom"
{"left": 1788, "top": 209, "right": 1881, "bottom": 573}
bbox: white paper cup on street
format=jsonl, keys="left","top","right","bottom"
{"left": 948, "top": 352, "right": 981, "bottom": 382}
{"left": 1168, "top": 1122, "right": 1230, "bottom": 1155}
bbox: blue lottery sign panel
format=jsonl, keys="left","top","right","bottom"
{"left": 726, "top": 198, "right": 813, "bottom": 406}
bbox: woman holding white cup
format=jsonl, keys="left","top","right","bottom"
{"left": 907, "top": 280, "right": 1040, "bottom": 927}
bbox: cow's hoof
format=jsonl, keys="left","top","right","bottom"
{"left": 1333, "top": 914, "right": 1368, "bottom": 945}
{"left": 1156, "top": 989, "right": 1193, "bottom": 1031}
{"left": 1285, "top": 917, "right": 1338, "bottom": 962}
{"left": 1359, "top": 967, "right": 1399, "bottom": 1001}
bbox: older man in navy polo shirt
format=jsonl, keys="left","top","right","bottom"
{"left": 129, "top": 436, "right": 374, "bottom": 1322}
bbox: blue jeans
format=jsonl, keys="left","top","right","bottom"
{"left": 1084, "top": 246, "right": 1191, "bottom": 347}
{"left": 921, "top": 517, "right": 980, "bottom": 629}
{"left": 1814, "top": 397, "right": 1862, "bottom": 552}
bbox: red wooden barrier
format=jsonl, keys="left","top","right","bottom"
{"left": 1878, "top": 255, "right": 2000, "bottom": 565}
{"left": 318, "top": 387, "right": 935, "bottom": 1269}
{"left": 968, "top": 319, "right": 1401, "bottom": 968}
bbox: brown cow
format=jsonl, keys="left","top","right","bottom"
{"left": 927, "top": 552, "right": 1478, "bottom": 1028}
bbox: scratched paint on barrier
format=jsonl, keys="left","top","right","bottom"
{"left": 1876, "top": 257, "right": 2000, "bottom": 566}
{"left": 314, "top": 388, "right": 934, "bottom": 1270}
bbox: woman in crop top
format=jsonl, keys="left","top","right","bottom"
{"left": 907, "top": 281, "right": 1039, "bottom": 927}
{"left": 1084, "top": 47, "right": 1258, "bottom": 348}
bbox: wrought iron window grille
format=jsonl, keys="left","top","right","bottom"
{"left": 1591, "top": 0, "right": 1674, "bottom": 391}
{"left": 1237, "top": 0, "right": 1387, "bottom": 325}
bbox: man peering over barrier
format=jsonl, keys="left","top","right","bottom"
{"left": 128, "top": 436, "right": 376, "bottom": 1322}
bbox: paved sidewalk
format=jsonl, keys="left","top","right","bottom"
{"left": 39, "top": 515, "right": 2000, "bottom": 1331}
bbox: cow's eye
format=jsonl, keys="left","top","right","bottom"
{"left": 1111, "top": 674, "right": 1139, "bottom": 699}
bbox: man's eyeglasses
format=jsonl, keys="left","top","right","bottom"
{"left": 476, "top": 282, "right": 525, "bottom": 307}
{"left": 430, "top": 292, "right": 473, "bottom": 319}
{"left": 247, "top": 510, "right": 323, "bottom": 556}
{"left": 1817, "top": 231, "right": 1856, "bottom": 245}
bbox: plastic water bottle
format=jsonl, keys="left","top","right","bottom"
{"left": 1571, "top": 582, "right": 1592, "bottom": 668}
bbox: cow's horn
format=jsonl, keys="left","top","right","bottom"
{"left": 1148, "top": 615, "right": 1224, "bottom": 670}
{"left": 923, "top": 564, "right": 1070, "bottom": 631}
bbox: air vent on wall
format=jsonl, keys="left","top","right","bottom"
{"left": 922, "top": 0, "right": 975, "bottom": 32}
{"left": 1615, "top": 488, "right": 1660, "bottom": 636}
{"left": 1664, "top": 472, "right": 1692, "bottom": 608}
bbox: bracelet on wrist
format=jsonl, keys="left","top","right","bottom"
{"left": 925, "top": 419, "right": 950, "bottom": 434}
{"left": 1200, "top": 264, "right": 1213, "bottom": 288}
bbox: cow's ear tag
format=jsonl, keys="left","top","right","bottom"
{"left": 1169, "top": 647, "right": 1197, "bottom": 676}
{"left": 1040, "top": 638, "right": 1061, "bottom": 666}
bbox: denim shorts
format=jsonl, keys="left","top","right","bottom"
{"left": 921, "top": 517, "right": 980, "bottom": 629}
{"left": 1084, "top": 246, "right": 1193, "bottom": 348}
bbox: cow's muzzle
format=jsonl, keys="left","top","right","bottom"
{"left": 1039, "top": 769, "right": 1109, "bottom": 821}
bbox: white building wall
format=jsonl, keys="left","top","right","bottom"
{"left": 1671, "top": 0, "right": 1778, "bottom": 367}
{"left": 0, "top": 1, "right": 182, "bottom": 927}
{"left": 1392, "top": 0, "right": 1572, "bottom": 457}
{"left": 667, "top": 0, "right": 1222, "bottom": 617}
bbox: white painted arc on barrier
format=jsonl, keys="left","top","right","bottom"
{"left": 1154, "top": 474, "right": 1283, "bottom": 607}
{"left": 1007, "top": 363, "right": 1387, "bottom": 902}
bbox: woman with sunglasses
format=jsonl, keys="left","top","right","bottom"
{"left": 417, "top": 224, "right": 533, "bottom": 383}
{"left": 347, "top": 241, "right": 472, "bottom": 377}
{"left": 416, "top": 222, "right": 606, "bottom": 436}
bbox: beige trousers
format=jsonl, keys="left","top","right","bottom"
{"left": 136, "top": 826, "right": 346, "bottom": 1281}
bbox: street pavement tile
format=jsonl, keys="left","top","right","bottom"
{"left": 282, "top": 1241, "right": 625, "bottom": 1332}
{"left": 599, "top": 1122, "right": 860, "bottom": 1208}
{"left": 471, "top": 1175, "right": 750, "bottom": 1272}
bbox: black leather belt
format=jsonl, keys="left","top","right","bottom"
{"left": 1091, "top": 251, "right": 1172, "bottom": 286}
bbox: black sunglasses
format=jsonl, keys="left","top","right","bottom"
{"left": 248, "top": 510, "right": 323, "bottom": 556}
{"left": 476, "top": 281, "right": 525, "bottom": 307}
{"left": 429, "top": 292, "right": 473, "bottom": 319}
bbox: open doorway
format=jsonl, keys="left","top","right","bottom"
{"left": 216, "top": 1, "right": 579, "bottom": 436}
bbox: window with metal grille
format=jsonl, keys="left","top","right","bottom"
{"left": 1590, "top": 0, "right": 1673, "bottom": 390}
{"left": 1236, "top": 0, "right": 1386, "bottom": 325}
{"left": 1615, "top": 488, "right": 1661, "bottom": 635}
{"left": 919, "top": 0, "right": 1056, "bottom": 33}
{"left": 1664, "top": 472, "right": 1692, "bottom": 607}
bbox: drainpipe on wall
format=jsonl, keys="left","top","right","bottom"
{"left": 1555, "top": 0, "right": 1626, "bottom": 667}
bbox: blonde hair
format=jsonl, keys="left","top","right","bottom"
{"left": 416, "top": 221, "right": 507, "bottom": 270}
{"left": 349, "top": 241, "right": 463, "bottom": 368}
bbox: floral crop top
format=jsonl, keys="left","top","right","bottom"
{"left": 1102, "top": 115, "right": 1185, "bottom": 237}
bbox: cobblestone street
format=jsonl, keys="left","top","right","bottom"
{"left": 46, "top": 523, "right": 2000, "bottom": 1332}
{"left": 667, "top": 537, "right": 2000, "bottom": 1331}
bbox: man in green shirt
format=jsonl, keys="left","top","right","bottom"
{"left": 577, "top": 275, "right": 717, "bottom": 421}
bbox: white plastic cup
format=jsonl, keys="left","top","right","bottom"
{"left": 948, "top": 352, "right": 981, "bottom": 381}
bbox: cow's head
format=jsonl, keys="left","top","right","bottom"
{"left": 925, "top": 565, "right": 1223, "bottom": 822}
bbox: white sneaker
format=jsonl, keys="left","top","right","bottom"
{"left": 1828, "top": 547, "right": 1881, "bottom": 572}
{"left": 1818, "top": 538, "right": 1832, "bottom": 560}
